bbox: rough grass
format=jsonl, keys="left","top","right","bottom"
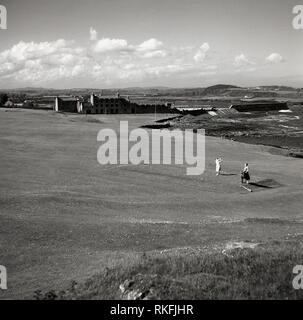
{"left": 34, "top": 240, "right": 303, "bottom": 300}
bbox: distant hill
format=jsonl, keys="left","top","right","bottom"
{"left": 202, "top": 84, "right": 241, "bottom": 96}
{"left": 1, "top": 84, "right": 301, "bottom": 100}
{"left": 259, "top": 86, "right": 297, "bottom": 91}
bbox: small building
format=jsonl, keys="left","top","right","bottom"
{"left": 54, "top": 96, "right": 78, "bottom": 113}
{"left": 229, "top": 101, "right": 288, "bottom": 112}
{"left": 135, "top": 103, "right": 175, "bottom": 114}
{"left": 4, "top": 100, "right": 14, "bottom": 108}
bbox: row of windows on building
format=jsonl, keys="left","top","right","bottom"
{"left": 87, "top": 107, "right": 136, "bottom": 114}
{"left": 95, "top": 103, "right": 121, "bottom": 108}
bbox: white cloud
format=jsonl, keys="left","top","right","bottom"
{"left": 0, "top": 39, "right": 89, "bottom": 82}
{"left": 93, "top": 38, "right": 129, "bottom": 53}
{"left": 193, "top": 43, "right": 210, "bottom": 62}
{"left": 135, "top": 38, "right": 167, "bottom": 58}
{"left": 137, "top": 38, "right": 163, "bottom": 52}
{"left": 141, "top": 50, "right": 167, "bottom": 58}
{"left": 234, "top": 54, "right": 254, "bottom": 67}
{"left": 266, "top": 53, "right": 283, "bottom": 64}
{"left": 0, "top": 28, "right": 273, "bottom": 87}
{"left": 89, "top": 27, "right": 98, "bottom": 41}
{"left": 0, "top": 39, "right": 70, "bottom": 63}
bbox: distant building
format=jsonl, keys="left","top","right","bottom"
{"left": 4, "top": 100, "right": 14, "bottom": 108}
{"left": 229, "top": 101, "right": 288, "bottom": 112}
{"left": 54, "top": 93, "right": 175, "bottom": 114}
{"left": 89, "top": 93, "right": 135, "bottom": 114}
{"left": 77, "top": 101, "right": 94, "bottom": 114}
{"left": 54, "top": 96, "right": 78, "bottom": 113}
{"left": 135, "top": 103, "right": 176, "bottom": 114}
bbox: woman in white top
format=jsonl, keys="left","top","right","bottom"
{"left": 215, "top": 157, "right": 223, "bottom": 176}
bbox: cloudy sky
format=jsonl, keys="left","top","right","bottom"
{"left": 0, "top": 0, "right": 302, "bottom": 88}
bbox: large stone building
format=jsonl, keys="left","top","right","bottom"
{"left": 89, "top": 93, "right": 135, "bottom": 114}
{"left": 54, "top": 93, "right": 175, "bottom": 114}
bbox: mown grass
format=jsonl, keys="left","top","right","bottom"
{"left": 34, "top": 240, "right": 303, "bottom": 300}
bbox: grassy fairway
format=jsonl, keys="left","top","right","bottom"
{"left": 0, "top": 108, "right": 303, "bottom": 299}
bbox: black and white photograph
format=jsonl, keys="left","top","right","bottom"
{"left": 0, "top": 0, "right": 303, "bottom": 305}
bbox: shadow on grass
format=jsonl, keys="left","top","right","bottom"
{"left": 249, "top": 182, "right": 272, "bottom": 189}
{"left": 249, "top": 179, "right": 282, "bottom": 189}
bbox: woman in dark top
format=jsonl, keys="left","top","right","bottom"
{"left": 241, "top": 163, "right": 250, "bottom": 184}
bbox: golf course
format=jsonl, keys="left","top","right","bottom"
{"left": 0, "top": 108, "right": 303, "bottom": 299}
